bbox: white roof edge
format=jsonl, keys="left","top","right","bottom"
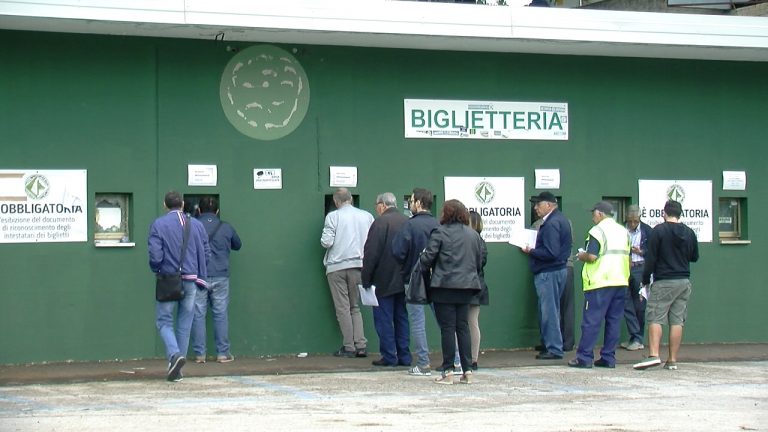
{"left": 1, "top": 0, "right": 767, "bottom": 61}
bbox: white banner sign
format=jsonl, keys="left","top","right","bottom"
{"left": 638, "top": 180, "right": 712, "bottom": 243}
{"left": 444, "top": 177, "right": 525, "bottom": 243}
{"left": 405, "top": 99, "right": 568, "bottom": 140}
{"left": 253, "top": 168, "right": 283, "bottom": 190}
{"left": 0, "top": 170, "right": 88, "bottom": 243}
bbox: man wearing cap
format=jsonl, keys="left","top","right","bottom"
{"left": 569, "top": 201, "right": 630, "bottom": 369}
{"left": 522, "top": 191, "right": 572, "bottom": 360}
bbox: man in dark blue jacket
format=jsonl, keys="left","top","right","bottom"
{"left": 621, "top": 204, "right": 653, "bottom": 351}
{"left": 363, "top": 192, "right": 410, "bottom": 367}
{"left": 191, "top": 196, "right": 242, "bottom": 364}
{"left": 148, "top": 191, "right": 209, "bottom": 382}
{"left": 523, "top": 191, "right": 572, "bottom": 360}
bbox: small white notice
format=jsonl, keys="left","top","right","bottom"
{"left": 253, "top": 168, "right": 283, "bottom": 190}
{"left": 722, "top": 171, "right": 746, "bottom": 191}
{"left": 330, "top": 166, "right": 358, "bottom": 187}
{"left": 188, "top": 165, "right": 217, "bottom": 187}
{"left": 508, "top": 229, "right": 538, "bottom": 249}
{"left": 535, "top": 169, "right": 560, "bottom": 189}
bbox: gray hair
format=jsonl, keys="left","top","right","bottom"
{"left": 376, "top": 192, "right": 397, "bottom": 208}
{"left": 333, "top": 188, "right": 352, "bottom": 206}
{"left": 627, "top": 204, "right": 641, "bottom": 218}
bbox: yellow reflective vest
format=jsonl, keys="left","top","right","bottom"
{"left": 581, "top": 218, "right": 630, "bottom": 291}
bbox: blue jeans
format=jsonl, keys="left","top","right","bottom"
{"left": 534, "top": 269, "right": 566, "bottom": 357}
{"left": 406, "top": 302, "right": 430, "bottom": 368}
{"left": 576, "top": 286, "right": 626, "bottom": 366}
{"left": 191, "top": 276, "right": 231, "bottom": 357}
{"left": 372, "top": 293, "right": 411, "bottom": 365}
{"left": 623, "top": 265, "right": 646, "bottom": 344}
{"left": 156, "top": 280, "right": 197, "bottom": 361}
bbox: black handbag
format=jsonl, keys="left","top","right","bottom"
{"left": 155, "top": 217, "right": 190, "bottom": 302}
{"left": 405, "top": 255, "right": 431, "bottom": 305}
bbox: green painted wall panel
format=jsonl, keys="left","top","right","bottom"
{"left": 1, "top": 30, "right": 766, "bottom": 364}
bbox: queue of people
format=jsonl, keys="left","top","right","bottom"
{"left": 148, "top": 188, "right": 698, "bottom": 383}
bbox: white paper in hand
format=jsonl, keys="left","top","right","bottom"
{"left": 358, "top": 284, "right": 379, "bottom": 307}
{"left": 639, "top": 285, "right": 649, "bottom": 301}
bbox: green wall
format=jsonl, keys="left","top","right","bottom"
{"left": 1, "top": 30, "right": 766, "bottom": 364}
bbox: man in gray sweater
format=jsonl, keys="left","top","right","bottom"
{"left": 321, "top": 188, "right": 374, "bottom": 358}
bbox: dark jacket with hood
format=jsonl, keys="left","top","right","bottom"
{"left": 642, "top": 221, "right": 699, "bottom": 285}
{"left": 362, "top": 207, "right": 408, "bottom": 298}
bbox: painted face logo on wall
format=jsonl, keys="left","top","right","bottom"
{"left": 667, "top": 184, "right": 686, "bottom": 203}
{"left": 474, "top": 181, "right": 495, "bottom": 204}
{"left": 24, "top": 174, "right": 50, "bottom": 200}
{"left": 220, "top": 45, "right": 310, "bottom": 141}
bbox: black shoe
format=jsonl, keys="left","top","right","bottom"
{"left": 534, "top": 344, "right": 546, "bottom": 352}
{"left": 567, "top": 358, "right": 592, "bottom": 369}
{"left": 167, "top": 353, "right": 186, "bottom": 382}
{"left": 594, "top": 358, "right": 615, "bottom": 368}
{"left": 471, "top": 362, "right": 478, "bottom": 371}
{"left": 372, "top": 358, "right": 396, "bottom": 367}
{"left": 535, "top": 352, "right": 563, "bottom": 360}
{"left": 332, "top": 347, "right": 356, "bottom": 358}
{"left": 355, "top": 348, "right": 368, "bottom": 358}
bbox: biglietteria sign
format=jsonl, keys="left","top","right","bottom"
{"left": 404, "top": 99, "right": 568, "bottom": 140}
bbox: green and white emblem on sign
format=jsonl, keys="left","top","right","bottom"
{"left": 474, "top": 181, "right": 495, "bottom": 204}
{"left": 220, "top": 45, "right": 310, "bottom": 141}
{"left": 25, "top": 174, "right": 50, "bottom": 200}
{"left": 667, "top": 184, "right": 685, "bottom": 203}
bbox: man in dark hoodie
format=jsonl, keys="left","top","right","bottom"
{"left": 634, "top": 200, "right": 699, "bottom": 371}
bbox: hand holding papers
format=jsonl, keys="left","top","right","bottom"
{"left": 508, "top": 229, "right": 538, "bottom": 250}
{"left": 358, "top": 284, "right": 379, "bottom": 307}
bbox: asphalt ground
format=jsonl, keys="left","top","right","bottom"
{"left": 1, "top": 345, "right": 766, "bottom": 432}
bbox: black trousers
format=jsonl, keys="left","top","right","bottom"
{"left": 560, "top": 266, "right": 575, "bottom": 351}
{"left": 433, "top": 302, "right": 472, "bottom": 372}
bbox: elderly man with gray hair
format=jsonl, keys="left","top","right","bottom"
{"left": 362, "top": 192, "right": 411, "bottom": 367}
{"left": 621, "top": 204, "right": 653, "bottom": 351}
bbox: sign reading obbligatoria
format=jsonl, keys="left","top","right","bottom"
{"left": 404, "top": 99, "right": 568, "bottom": 140}
{"left": 0, "top": 170, "right": 88, "bottom": 243}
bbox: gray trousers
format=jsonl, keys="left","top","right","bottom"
{"left": 326, "top": 268, "right": 367, "bottom": 351}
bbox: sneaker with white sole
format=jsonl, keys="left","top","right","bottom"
{"left": 663, "top": 361, "right": 678, "bottom": 370}
{"left": 217, "top": 354, "right": 235, "bottom": 363}
{"left": 167, "top": 353, "right": 186, "bottom": 382}
{"left": 633, "top": 356, "right": 661, "bottom": 370}
{"left": 454, "top": 364, "right": 463, "bottom": 375}
{"left": 434, "top": 370, "right": 454, "bottom": 385}
{"left": 408, "top": 365, "right": 432, "bottom": 376}
{"left": 625, "top": 341, "right": 645, "bottom": 351}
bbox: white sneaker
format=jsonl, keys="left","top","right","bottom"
{"left": 408, "top": 365, "right": 432, "bottom": 376}
{"left": 626, "top": 341, "right": 645, "bottom": 351}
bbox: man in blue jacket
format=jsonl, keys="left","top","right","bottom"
{"left": 148, "top": 191, "right": 209, "bottom": 382}
{"left": 522, "top": 191, "right": 572, "bottom": 360}
{"left": 392, "top": 188, "right": 439, "bottom": 376}
{"left": 191, "top": 196, "right": 242, "bottom": 364}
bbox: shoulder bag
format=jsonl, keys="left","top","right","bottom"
{"left": 155, "top": 216, "right": 190, "bottom": 302}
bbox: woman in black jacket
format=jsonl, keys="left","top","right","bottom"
{"left": 420, "top": 199, "right": 483, "bottom": 384}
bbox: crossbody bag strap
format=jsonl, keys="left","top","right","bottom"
{"left": 178, "top": 216, "right": 191, "bottom": 273}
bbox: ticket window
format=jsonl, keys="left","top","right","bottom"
{"left": 601, "top": 197, "right": 629, "bottom": 223}
{"left": 94, "top": 192, "right": 133, "bottom": 246}
{"left": 183, "top": 194, "right": 221, "bottom": 217}
{"left": 324, "top": 194, "right": 361, "bottom": 216}
{"left": 719, "top": 198, "right": 746, "bottom": 241}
